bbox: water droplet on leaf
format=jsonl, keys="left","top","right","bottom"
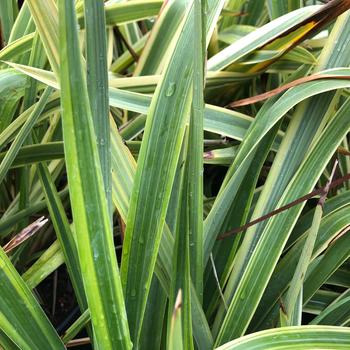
{"left": 165, "top": 82, "right": 176, "bottom": 97}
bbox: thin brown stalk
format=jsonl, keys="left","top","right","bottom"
{"left": 217, "top": 172, "right": 350, "bottom": 240}
{"left": 337, "top": 147, "right": 350, "bottom": 156}
{"left": 66, "top": 337, "right": 91, "bottom": 348}
{"left": 227, "top": 74, "right": 350, "bottom": 108}
{"left": 114, "top": 26, "right": 139, "bottom": 62}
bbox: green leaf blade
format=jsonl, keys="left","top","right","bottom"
{"left": 58, "top": 0, "right": 131, "bottom": 348}
{"left": 121, "top": 2, "right": 194, "bottom": 345}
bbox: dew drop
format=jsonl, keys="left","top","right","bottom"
{"left": 165, "top": 82, "right": 176, "bottom": 97}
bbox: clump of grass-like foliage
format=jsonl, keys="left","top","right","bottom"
{"left": 0, "top": 0, "right": 350, "bottom": 349}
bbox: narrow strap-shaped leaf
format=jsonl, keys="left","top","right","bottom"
{"left": 78, "top": 0, "right": 163, "bottom": 27}
{"left": 22, "top": 239, "right": 64, "bottom": 289}
{"left": 208, "top": 5, "right": 319, "bottom": 71}
{"left": 18, "top": 30, "right": 47, "bottom": 232}
{"left": 134, "top": 0, "right": 188, "bottom": 76}
{"left": 58, "top": 0, "right": 131, "bottom": 348}
{"left": 168, "top": 130, "right": 194, "bottom": 350}
{"left": 37, "top": 161, "right": 87, "bottom": 310}
{"left": 210, "top": 2, "right": 350, "bottom": 72}
{"left": 0, "top": 142, "right": 64, "bottom": 168}
{"left": 0, "top": 86, "right": 52, "bottom": 185}
{"left": 8, "top": 2, "right": 34, "bottom": 43}
{"left": 0, "top": 330, "right": 20, "bottom": 350}
{"left": 215, "top": 326, "right": 350, "bottom": 350}
{"left": 188, "top": 0, "right": 205, "bottom": 300}
{"left": 303, "top": 226, "right": 350, "bottom": 304}
{"left": 0, "top": 0, "right": 15, "bottom": 44}
{"left": 217, "top": 0, "right": 247, "bottom": 30}
{"left": 139, "top": 277, "right": 167, "bottom": 349}
{"left": 26, "top": 0, "right": 59, "bottom": 76}
{"left": 0, "top": 69, "right": 28, "bottom": 135}
{"left": 267, "top": 0, "right": 301, "bottom": 19}
{"left": 281, "top": 164, "right": 337, "bottom": 325}
{"left": 134, "top": 0, "right": 226, "bottom": 75}
{"left": 5, "top": 62, "right": 259, "bottom": 144}
{"left": 206, "top": 0, "right": 226, "bottom": 46}
{"left": 120, "top": 2, "right": 194, "bottom": 345}
{"left": 310, "top": 289, "right": 350, "bottom": 326}
{"left": 168, "top": 291, "right": 184, "bottom": 350}
{"left": 0, "top": 247, "right": 65, "bottom": 349}
{"left": 0, "top": 33, "right": 34, "bottom": 62}
{"left": 84, "top": 0, "right": 111, "bottom": 214}
{"left": 206, "top": 124, "right": 279, "bottom": 324}
{"left": 62, "top": 309, "right": 90, "bottom": 344}
{"left": 251, "top": 204, "right": 350, "bottom": 332}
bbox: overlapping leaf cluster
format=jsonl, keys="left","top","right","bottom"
{"left": 0, "top": 0, "right": 350, "bottom": 349}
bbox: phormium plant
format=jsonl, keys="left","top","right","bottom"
{"left": 0, "top": 0, "right": 350, "bottom": 349}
